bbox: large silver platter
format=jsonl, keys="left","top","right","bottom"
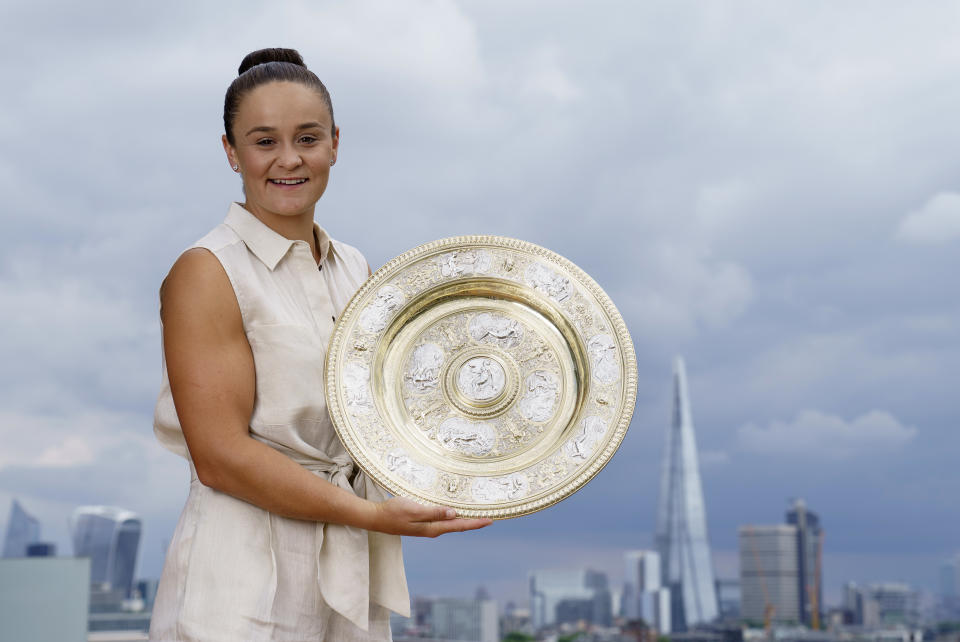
{"left": 325, "top": 236, "right": 637, "bottom": 518}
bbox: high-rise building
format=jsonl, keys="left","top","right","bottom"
{"left": 655, "top": 357, "right": 719, "bottom": 630}
{"left": 739, "top": 524, "right": 800, "bottom": 624}
{"left": 2, "top": 499, "right": 41, "bottom": 558}
{"left": 70, "top": 506, "right": 142, "bottom": 598}
{"left": 739, "top": 499, "right": 824, "bottom": 627}
{"left": 530, "top": 568, "right": 612, "bottom": 630}
{"left": 622, "top": 550, "right": 672, "bottom": 633}
{"left": 786, "top": 498, "right": 823, "bottom": 626}
{"left": 940, "top": 554, "right": 960, "bottom": 619}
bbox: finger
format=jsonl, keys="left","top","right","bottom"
{"left": 415, "top": 504, "right": 457, "bottom": 523}
{"left": 433, "top": 517, "right": 493, "bottom": 534}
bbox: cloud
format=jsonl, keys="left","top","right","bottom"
{"left": 618, "top": 243, "right": 754, "bottom": 346}
{"left": 896, "top": 192, "right": 960, "bottom": 244}
{"left": 737, "top": 409, "right": 917, "bottom": 459}
{"left": 0, "top": 407, "right": 155, "bottom": 475}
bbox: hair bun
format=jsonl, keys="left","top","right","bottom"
{"left": 238, "top": 48, "right": 306, "bottom": 75}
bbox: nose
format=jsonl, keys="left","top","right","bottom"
{"left": 277, "top": 143, "right": 303, "bottom": 170}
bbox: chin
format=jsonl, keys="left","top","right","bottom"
{"left": 267, "top": 198, "right": 313, "bottom": 217}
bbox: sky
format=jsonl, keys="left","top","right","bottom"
{"left": 1, "top": 0, "right": 959, "bottom": 609}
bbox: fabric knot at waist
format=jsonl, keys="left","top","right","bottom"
{"left": 295, "top": 455, "right": 359, "bottom": 493}
{"left": 289, "top": 454, "right": 410, "bottom": 630}
{"left": 188, "top": 450, "right": 409, "bottom": 630}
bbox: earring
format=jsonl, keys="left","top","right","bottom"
{"left": 329, "top": 159, "right": 335, "bottom": 166}
{"left": 232, "top": 164, "right": 239, "bottom": 172}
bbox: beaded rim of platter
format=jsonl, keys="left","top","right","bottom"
{"left": 324, "top": 235, "right": 637, "bottom": 519}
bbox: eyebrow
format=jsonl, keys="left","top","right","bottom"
{"left": 244, "top": 122, "right": 324, "bottom": 137}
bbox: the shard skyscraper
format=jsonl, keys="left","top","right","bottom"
{"left": 655, "top": 357, "right": 718, "bottom": 631}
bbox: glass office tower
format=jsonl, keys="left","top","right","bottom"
{"left": 655, "top": 357, "right": 719, "bottom": 631}
{"left": 70, "top": 506, "right": 142, "bottom": 598}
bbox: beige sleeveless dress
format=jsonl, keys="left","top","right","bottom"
{"left": 150, "top": 203, "right": 409, "bottom": 641}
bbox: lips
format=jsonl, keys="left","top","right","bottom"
{"left": 269, "top": 178, "right": 308, "bottom": 185}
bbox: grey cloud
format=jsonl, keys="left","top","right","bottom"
{"left": 896, "top": 192, "right": 960, "bottom": 244}
{"left": 737, "top": 409, "right": 918, "bottom": 459}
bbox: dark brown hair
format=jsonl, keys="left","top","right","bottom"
{"left": 223, "top": 48, "right": 335, "bottom": 145}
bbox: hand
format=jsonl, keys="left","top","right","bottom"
{"left": 372, "top": 496, "right": 493, "bottom": 537}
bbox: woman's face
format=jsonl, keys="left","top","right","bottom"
{"left": 223, "top": 81, "right": 339, "bottom": 222}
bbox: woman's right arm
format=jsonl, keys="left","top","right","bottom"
{"left": 160, "top": 248, "right": 491, "bottom": 537}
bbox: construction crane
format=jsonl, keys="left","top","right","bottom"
{"left": 809, "top": 529, "right": 824, "bottom": 631}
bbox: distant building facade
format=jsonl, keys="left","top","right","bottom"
{"left": 0, "top": 556, "right": 91, "bottom": 642}
{"left": 428, "top": 597, "right": 498, "bottom": 642}
{"left": 844, "top": 582, "right": 920, "bottom": 628}
{"left": 715, "top": 578, "right": 741, "bottom": 620}
{"left": 655, "top": 358, "right": 719, "bottom": 631}
{"left": 2, "top": 499, "right": 41, "bottom": 558}
{"left": 70, "top": 506, "right": 142, "bottom": 598}
{"left": 740, "top": 524, "right": 801, "bottom": 624}
{"left": 391, "top": 595, "right": 497, "bottom": 642}
{"left": 786, "top": 498, "right": 823, "bottom": 626}
{"left": 500, "top": 601, "right": 532, "bottom": 638}
{"left": 530, "top": 568, "right": 613, "bottom": 630}
{"left": 739, "top": 499, "right": 824, "bottom": 627}
{"left": 622, "top": 550, "right": 672, "bottom": 633}
{"left": 940, "top": 554, "right": 960, "bottom": 619}
{"left": 26, "top": 542, "right": 57, "bottom": 557}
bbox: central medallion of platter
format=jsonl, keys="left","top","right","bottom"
{"left": 457, "top": 357, "right": 506, "bottom": 402}
{"left": 393, "top": 306, "right": 569, "bottom": 463}
{"left": 325, "top": 236, "right": 638, "bottom": 518}
{"left": 444, "top": 346, "right": 519, "bottom": 418}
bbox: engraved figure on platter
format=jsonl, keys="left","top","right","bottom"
{"left": 525, "top": 262, "right": 573, "bottom": 302}
{"left": 438, "top": 249, "right": 492, "bottom": 278}
{"left": 469, "top": 312, "right": 523, "bottom": 348}
{"left": 457, "top": 357, "right": 506, "bottom": 401}
{"left": 385, "top": 449, "right": 437, "bottom": 490}
{"left": 358, "top": 284, "right": 406, "bottom": 333}
{"left": 436, "top": 417, "right": 496, "bottom": 457}
{"left": 439, "top": 473, "right": 466, "bottom": 499}
{"left": 343, "top": 361, "right": 373, "bottom": 414}
{"left": 471, "top": 473, "right": 529, "bottom": 503}
{"left": 518, "top": 370, "right": 560, "bottom": 422}
{"left": 565, "top": 415, "right": 608, "bottom": 461}
{"left": 405, "top": 342, "right": 445, "bottom": 393}
{"left": 587, "top": 333, "right": 619, "bottom": 384}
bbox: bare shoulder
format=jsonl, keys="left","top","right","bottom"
{"left": 160, "top": 248, "right": 239, "bottom": 328}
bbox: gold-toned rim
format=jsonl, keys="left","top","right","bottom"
{"left": 325, "top": 235, "right": 638, "bottom": 519}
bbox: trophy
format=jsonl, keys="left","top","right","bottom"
{"left": 325, "top": 236, "right": 637, "bottom": 518}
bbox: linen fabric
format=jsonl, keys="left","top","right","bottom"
{"left": 151, "top": 203, "right": 409, "bottom": 641}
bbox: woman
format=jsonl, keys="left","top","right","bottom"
{"left": 151, "top": 48, "right": 491, "bottom": 641}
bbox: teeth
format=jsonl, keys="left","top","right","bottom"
{"left": 271, "top": 178, "right": 306, "bottom": 185}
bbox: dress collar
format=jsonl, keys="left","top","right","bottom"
{"left": 224, "top": 202, "right": 335, "bottom": 271}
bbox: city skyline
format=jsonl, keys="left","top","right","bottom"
{"left": 1, "top": 0, "right": 958, "bottom": 614}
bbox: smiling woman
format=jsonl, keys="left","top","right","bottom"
{"left": 149, "top": 48, "right": 490, "bottom": 642}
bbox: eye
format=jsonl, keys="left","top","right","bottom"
{"left": 256, "top": 138, "right": 275, "bottom": 146}
{"left": 298, "top": 135, "right": 318, "bottom": 145}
